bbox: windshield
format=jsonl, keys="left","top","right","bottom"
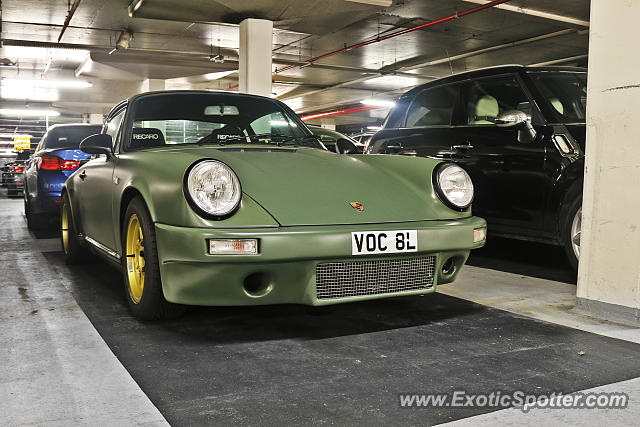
{"left": 44, "top": 125, "right": 103, "bottom": 150}
{"left": 127, "top": 93, "right": 321, "bottom": 150}
{"left": 528, "top": 72, "right": 587, "bottom": 123}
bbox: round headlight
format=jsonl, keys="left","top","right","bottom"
{"left": 433, "top": 163, "right": 474, "bottom": 210}
{"left": 185, "top": 160, "right": 241, "bottom": 217}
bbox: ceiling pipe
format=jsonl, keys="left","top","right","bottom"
{"left": 300, "top": 105, "right": 378, "bottom": 121}
{"left": 275, "top": 0, "right": 514, "bottom": 74}
{"left": 529, "top": 54, "right": 588, "bottom": 67}
{"left": 58, "top": 0, "right": 83, "bottom": 42}
{"left": 461, "top": 0, "right": 589, "bottom": 27}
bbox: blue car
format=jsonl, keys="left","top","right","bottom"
{"left": 24, "top": 124, "right": 102, "bottom": 229}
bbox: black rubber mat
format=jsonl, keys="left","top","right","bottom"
{"left": 40, "top": 251, "right": 640, "bottom": 427}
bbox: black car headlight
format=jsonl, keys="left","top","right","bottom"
{"left": 433, "top": 163, "right": 474, "bottom": 210}
{"left": 184, "top": 160, "right": 241, "bottom": 218}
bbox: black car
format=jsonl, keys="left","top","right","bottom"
{"left": 3, "top": 150, "right": 31, "bottom": 196}
{"left": 307, "top": 125, "right": 363, "bottom": 153}
{"left": 366, "top": 65, "right": 587, "bottom": 268}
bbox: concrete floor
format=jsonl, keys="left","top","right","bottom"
{"left": 2, "top": 190, "right": 640, "bottom": 426}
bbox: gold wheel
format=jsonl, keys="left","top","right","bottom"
{"left": 126, "top": 214, "right": 145, "bottom": 303}
{"left": 61, "top": 202, "right": 69, "bottom": 254}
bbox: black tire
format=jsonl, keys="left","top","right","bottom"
{"left": 7, "top": 189, "right": 17, "bottom": 197}
{"left": 560, "top": 196, "right": 582, "bottom": 271}
{"left": 121, "top": 196, "right": 186, "bottom": 320}
{"left": 25, "top": 196, "right": 46, "bottom": 230}
{"left": 61, "top": 192, "right": 90, "bottom": 265}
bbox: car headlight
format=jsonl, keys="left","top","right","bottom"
{"left": 185, "top": 160, "right": 241, "bottom": 217}
{"left": 433, "top": 163, "right": 474, "bottom": 210}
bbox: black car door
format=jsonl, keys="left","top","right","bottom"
{"left": 367, "top": 83, "right": 463, "bottom": 159}
{"left": 450, "top": 74, "right": 547, "bottom": 234}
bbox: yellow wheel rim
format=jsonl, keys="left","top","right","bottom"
{"left": 61, "top": 202, "right": 69, "bottom": 254}
{"left": 126, "top": 214, "right": 145, "bottom": 303}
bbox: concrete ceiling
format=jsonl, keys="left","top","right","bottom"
{"left": 0, "top": 0, "right": 590, "bottom": 138}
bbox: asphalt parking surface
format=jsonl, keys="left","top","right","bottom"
{"left": 6, "top": 190, "right": 636, "bottom": 426}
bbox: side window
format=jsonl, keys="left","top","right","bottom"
{"left": 249, "top": 111, "right": 296, "bottom": 136}
{"left": 463, "top": 75, "right": 532, "bottom": 125}
{"left": 404, "top": 85, "right": 459, "bottom": 127}
{"left": 104, "top": 110, "right": 126, "bottom": 148}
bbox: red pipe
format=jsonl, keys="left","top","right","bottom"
{"left": 300, "top": 105, "right": 377, "bottom": 121}
{"left": 58, "top": 0, "right": 83, "bottom": 42}
{"left": 276, "top": 0, "right": 513, "bottom": 74}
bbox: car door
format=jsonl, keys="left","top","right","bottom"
{"left": 451, "top": 74, "right": 547, "bottom": 234}
{"left": 75, "top": 109, "right": 125, "bottom": 251}
{"left": 367, "top": 83, "right": 463, "bottom": 159}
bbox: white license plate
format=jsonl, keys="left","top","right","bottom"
{"left": 351, "top": 230, "right": 418, "bottom": 255}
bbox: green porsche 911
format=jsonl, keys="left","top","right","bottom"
{"left": 61, "top": 90, "right": 486, "bottom": 319}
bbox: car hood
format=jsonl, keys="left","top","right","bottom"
{"left": 171, "top": 146, "right": 457, "bottom": 226}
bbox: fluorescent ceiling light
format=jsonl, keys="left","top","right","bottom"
{"left": 365, "top": 75, "right": 419, "bottom": 86}
{"left": 203, "top": 70, "right": 236, "bottom": 80}
{"left": 1, "top": 86, "right": 59, "bottom": 102}
{"left": 128, "top": 0, "right": 145, "bottom": 16}
{"left": 367, "top": 125, "right": 383, "bottom": 131}
{"left": 361, "top": 98, "right": 396, "bottom": 108}
{"left": 0, "top": 133, "right": 32, "bottom": 138}
{"left": 3, "top": 46, "right": 90, "bottom": 62}
{"left": 0, "top": 108, "right": 60, "bottom": 117}
{"left": 1, "top": 78, "right": 92, "bottom": 89}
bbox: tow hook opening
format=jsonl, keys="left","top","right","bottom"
{"left": 243, "top": 272, "right": 273, "bottom": 297}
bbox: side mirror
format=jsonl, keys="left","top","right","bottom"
{"left": 80, "top": 134, "right": 113, "bottom": 157}
{"left": 336, "top": 138, "right": 358, "bottom": 154}
{"left": 495, "top": 110, "right": 537, "bottom": 144}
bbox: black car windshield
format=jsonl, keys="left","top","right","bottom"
{"left": 44, "top": 125, "right": 103, "bottom": 150}
{"left": 528, "top": 72, "right": 587, "bottom": 123}
{"left": 128, "top": 93, "right": 319, "bottom": 150}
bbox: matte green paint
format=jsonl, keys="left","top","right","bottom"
{"left": 65, "top": 142, "right": 486, "bottom": 306}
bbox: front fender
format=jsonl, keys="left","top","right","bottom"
{"left": 113, "top": 153, "right": 279, "bottom": 231}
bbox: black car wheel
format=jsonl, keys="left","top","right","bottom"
{"left": 561, "top": 196, "right": 582, "bottom": 271}
{"left": 24, "top": 195, "right": 45, "bottom": 230}
{"left": 121, "top": 196, "right": 185, "bottom": 320}
{"left": 61, "top": 192, "right": 89, "bottom": 265}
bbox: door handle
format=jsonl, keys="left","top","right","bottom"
{"left": 452, "top": 144, "right": 474, "bottom": 150}
{"left": 79, "top": 170, "right": 87, "bottom": 181}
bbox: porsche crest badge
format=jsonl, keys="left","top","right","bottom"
{"left": 349, "top": 202, "right": 364, "bottom": 211}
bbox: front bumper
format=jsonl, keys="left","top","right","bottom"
{"left": 155, "top": 217, "right": 486, "bottom": 306}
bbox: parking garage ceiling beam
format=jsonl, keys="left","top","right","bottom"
{"left": 281, "top": 28, "right": 588, "bottom": 107}
{"left": 0, "top": 39, "right": 409, "bottom": 78}
{"left": 462, "top": 0, "right": 590, "bottom": 27}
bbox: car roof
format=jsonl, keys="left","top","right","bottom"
{"left": 401, "top": 65, "right": 587, "bottom": 98}
{"left": 107, "top": 90, "right": 294, "bottom": 121}
{"left": 128, "top": 89, "right": 276, "bottom": 103}
{"left": 47, "top": 123, "right": 103, "bottom": 131}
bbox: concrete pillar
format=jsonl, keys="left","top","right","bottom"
{"left": 89, "top": 114, "right": 103, "bottom": 125}
{"left": 238, "top": 18, "right": 273, "bottom": 96}
{"left": 576, "top": 0, "right": 640, "bottom": 325}
{"left": 141, "top": 79, "right": 165, "bottom": 92}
